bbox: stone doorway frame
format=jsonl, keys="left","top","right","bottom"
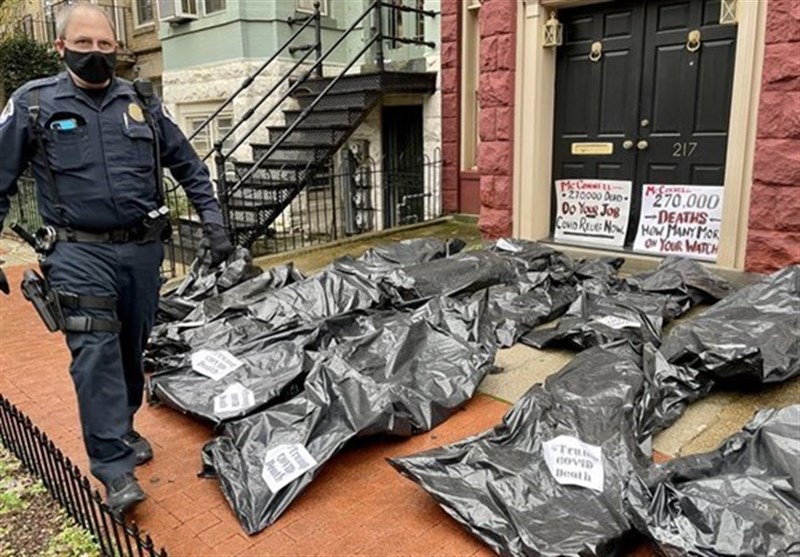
{"left": 512, "top": 0, "right": 767, "bottom": 270}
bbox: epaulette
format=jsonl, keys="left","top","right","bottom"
{"left": 14, "top": 75, "right": 60, "bottom": 99}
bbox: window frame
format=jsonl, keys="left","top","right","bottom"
{"left": 203, "top": 0, "right": 227, "bottom": 16}
{"left": 295, "top": 0, "right": 329, "bottom": 17}
{"left": 133, "top": 0, "right": 156, "bottom": 29}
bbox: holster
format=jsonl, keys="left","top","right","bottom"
{"left": 139, "top": 206, "right": 172, "bottom": 244}
{"left": 20, "top": 269, "right": 63, "bottom": 333}
{"left": 20, "top": 269, "right": 122, "bottom": 334}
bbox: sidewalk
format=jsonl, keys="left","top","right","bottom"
{"left": 0, "top": 263, "right": 509, "bottom": 556}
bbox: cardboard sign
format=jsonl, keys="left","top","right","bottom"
{"left": 554, "top": 179, "right": 632, "bottom": 247}
{"left": 213, "top": 383, "right": 256, "bottom": 418}
{"left": 543, "top": 435, "right": 604, "bottom": 492}
{"left": 633, "top": 184, "right": 724, "bottom": 261}
{"left": 261, "top": 444, "right": 318, "bottom": 493}
{"left": 191, "top": 349, "right": 243, "bottom": 381}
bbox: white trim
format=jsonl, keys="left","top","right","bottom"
{"left": 512, "top": 0, "right": 767, "bottom": 270}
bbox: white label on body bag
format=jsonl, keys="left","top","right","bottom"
{"left": 594, "top": 315, "right": 641, "bottom": 330}
{"left": 213, "top": 382, "right": 255, "bottom": 418}
{"left": 261, "top": 444, "right": 318, "bottom": 493}
{"left": 543, "top": 435, "right": 605, "bottom": 492}
{"left": 191, "top": 349, "right": 243, "bottom": 381}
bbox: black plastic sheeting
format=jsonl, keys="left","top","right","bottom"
{"left": 201, "top": 295, "right": 497, "bottom": 534}
{"left": 662, "top": 265, "right": 800, "bottom": 384}
{"left": 520, "top": 290, "right": 667, "bottom": 350}
{"left": 147, "top": 239, "right": 634, "bottom": 423}
{"left": 156, "top": 246, "right": 265, "bottom": 324}
{"left": 145, "top": 238, "right": 465, "bottom": 369}
{"left": 390, "top": 341, "right": 708, "bottom": 557}
{"left": 626, "top": 404, "right": 800, "bottom": 556}
{"left": 521, "top": 256, "right": 732, "bottom": 351}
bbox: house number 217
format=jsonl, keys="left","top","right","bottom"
{"left": 672, "top": 142, "right": 698, "bottom": 157}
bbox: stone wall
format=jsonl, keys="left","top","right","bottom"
{"left": 476, "top": 0, "right": 516, "bottom": 238}
{"left": 745, "top": 0, "right": 800, "bottom": 273}
{"left": 440, "top": 1, "right": 460, "bottom": 214}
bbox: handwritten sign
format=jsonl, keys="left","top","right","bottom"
{"left": 554, "top": 179, "right": 632, "bottom": 247}
{"left": 191, "top": 349, "right": 243, "bottom": 381}
{"left": 261, "top": 444, "right": 318, "bottom": 493}
{"left": 633, "top": 184, "right": 723, "bottom": 261}
{"left": 543, "top": 435, "right": 604, "bottom": 492}
{"left": 213, "top": 383, "right": 255, "bottom": 418}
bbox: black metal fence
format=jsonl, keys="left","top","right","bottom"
{"left": 0, "top": 394, "right": 168, "bottom": 557}
{"left": 5, "top": 173, "right": 42, "bottom": 230}
{"left": 16, "top": 1, "right": 131, "bottom": 49}
{"left": 4, "top": 150, "right": 442, "bottom": 279}
{"left": 239, "top": 149, "right": 443, "bottom": 256}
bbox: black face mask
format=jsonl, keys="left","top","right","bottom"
{"left": 63, "top": 48, "right": 116, "bottom": 84}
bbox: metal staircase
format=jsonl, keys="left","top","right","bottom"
{"left": 189, "top": 0, "right": 438, "bottom": 249}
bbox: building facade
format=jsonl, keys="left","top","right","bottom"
{"left": 443, "top": 0, "right": 799, "bottom": 273}
{"left": 158, "top": 0, "right": 442, "bottom": 241}
{"left": 2, "top": 0, "right": 163, "bottom": 86}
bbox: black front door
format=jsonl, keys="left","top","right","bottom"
{"left": 552, "top": 0, "right": 737, "bottom": 247}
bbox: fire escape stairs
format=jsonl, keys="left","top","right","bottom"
{"left": 225, "top": 71, "right": 437, "bottom": 247}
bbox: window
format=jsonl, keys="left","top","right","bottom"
{"left": 388, "top": 0, "right": 403, "bottom": 49}
{"left": 204, "top": 0, "right": 226, "bottom": 15}
{"left": 186, "top": 114, "right": 233, "bottom": 158}
{"left": 134, "top": 0, "right": 155, "bottom": 27}
{"left": 183, "top": 109, "right": 234, "bottom": 181}
{"left": 296, "top": 0, "right": 328, "bottom": 17}
{"left": 461, "top": 2, "right": 480, "bottom": 170}
{"left": 414, "top": 0, "right": 425, "bottom": 43}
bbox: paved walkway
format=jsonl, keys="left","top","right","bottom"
{"left": 0, "top": 262, "right": 525, "bottom": 556}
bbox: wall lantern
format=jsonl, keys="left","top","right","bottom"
{"left": 720, "top": 0, "right": 738, "bottom": 25}
{"left": 543, "top": 12, "right": 563, "bottom": 48}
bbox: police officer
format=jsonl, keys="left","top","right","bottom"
{"left": 0, "top": 2, "right": 233, "bottom": 515}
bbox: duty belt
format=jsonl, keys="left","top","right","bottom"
{"left": 55, "top": 227, "right": 148, "bottom": 244}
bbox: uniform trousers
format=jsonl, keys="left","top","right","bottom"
{"left": 42, "top": 240, "right": 162, "bottom": 485}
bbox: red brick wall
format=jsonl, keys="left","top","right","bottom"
{"left": 439, "top": 0, "right": 516, "bottom": 233}
{"left": 477, "top": 0, "right": 516, "bottom": 238}
{"left": 745, "top": 0, "right": 800, "bottom": 273}
{"left": 440, "top": 1, "right": 460, "bottom": 213}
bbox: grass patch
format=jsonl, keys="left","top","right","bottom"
{"left": 0, "top": 446, "right": 100, "bottom": 557}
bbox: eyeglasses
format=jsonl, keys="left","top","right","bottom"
{"left": 62, "top": 37, "right": 117, "bottom": 53}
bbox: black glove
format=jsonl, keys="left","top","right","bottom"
{"left": 0, "top": 267, "right": 8, "bottom": 295}
{"left": 202, "top": 223, "right": 234, "bottom": 267}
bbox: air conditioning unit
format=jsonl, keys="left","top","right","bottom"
{"left": 159, "top": 0, "right": 199, "bottom": 24}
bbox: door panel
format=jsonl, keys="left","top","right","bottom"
{"left": 634, "top": 0, "right": 737, "bottom": 203}
{"left": 552, "top": 0, "right": 644, "bottom": 185}
{"left": 551, "top": 0, "right": 737, "bottom": 247}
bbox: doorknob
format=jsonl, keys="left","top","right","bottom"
{"left": 622, "top": 140, "right": 634, "bottom": 150}
{"left": 637, "top": 140, "right": 649, "bottom": 150}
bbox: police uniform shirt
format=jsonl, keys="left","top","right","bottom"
{"left": 0, "top": 72, "right": 223, "bottom": 232}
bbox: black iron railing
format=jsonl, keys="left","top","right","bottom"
{"left": 0, "top": 395, "right": 167, "bottom": 557}
{"left": 15, "top": 1, "right": 131, "bottom": 48}
{"left": 186, "top": 0, "right": 437, "bottom": 248}
{"left": 244, "top": 148, "right": 443, "bottom": 256}
{"left": 5, "top": 172, "right": 42, "bottom": 231}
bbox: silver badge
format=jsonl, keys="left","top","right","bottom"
{"left": 0, "top": 99, "right": 14, "bottom": 127}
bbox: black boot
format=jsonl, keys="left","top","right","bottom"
{"left": 106, "top": 474, "right": 146, "bottom": 517}
{"left": 123, "top": 431, "right": 153, "bottom": 466}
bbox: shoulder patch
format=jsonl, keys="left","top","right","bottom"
{"left": 0, "top": 99, "right": 14, "bottom": 127}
